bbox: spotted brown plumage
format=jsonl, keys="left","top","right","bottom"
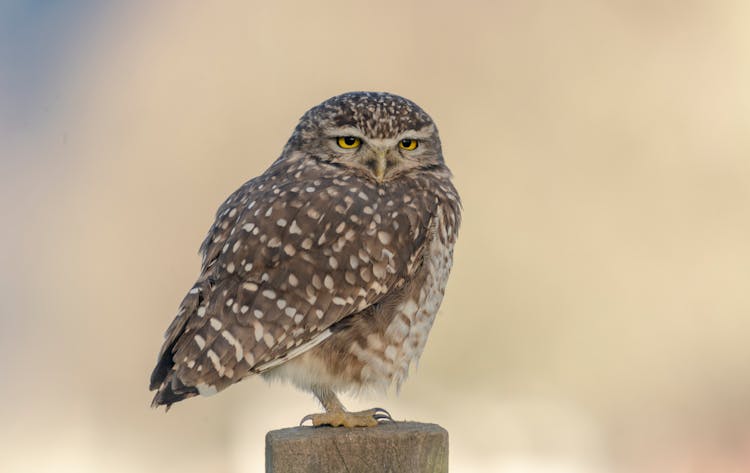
{"left": 150, "top": 92, "right": 461, "bottom": 426}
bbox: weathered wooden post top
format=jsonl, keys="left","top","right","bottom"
{"left": 266, "top": 421, "right": 448, "bottom": 473}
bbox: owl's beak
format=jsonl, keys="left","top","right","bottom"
{"left": 369, "top": 147, "right": 397, "bottom": 183}
{"left": 373, "top": 150, "right": 387, "bottom": 182}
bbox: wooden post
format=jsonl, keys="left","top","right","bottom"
{"left": 265, "top": 421, "right": 448, "bottom": 473}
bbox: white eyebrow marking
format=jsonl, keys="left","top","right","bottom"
{"left": 325, "top": 126, "right": 364, "bottom": 138}
{"left": 396, "top": 125, "right": 435, "bottom": 141}
{"left": 324, "top": 125, "right": 434, "bottom": 151}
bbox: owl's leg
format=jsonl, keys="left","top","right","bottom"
{"left": 299, "top": 386, "right": 392, "bottom": 428}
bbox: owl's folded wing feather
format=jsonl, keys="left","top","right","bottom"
{"left": 150, "top": 164, "right": 437, "bottom": 407}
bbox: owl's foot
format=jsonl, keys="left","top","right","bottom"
{"left": 300, "top": 407, "right": 393, "bottom": 428}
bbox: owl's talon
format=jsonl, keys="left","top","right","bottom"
{"left": 299, "top": 408, "right": 391, "bottom": 428}
{"left": 371, "top": 407, "right": 393, "bottom": 422}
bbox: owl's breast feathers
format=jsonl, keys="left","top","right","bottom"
{"left": 150, "top": 159, "right": 460, "bottom": 407}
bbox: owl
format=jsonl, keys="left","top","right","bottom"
{"left": 150, "top": 92, "right": 461, "bottom": 427}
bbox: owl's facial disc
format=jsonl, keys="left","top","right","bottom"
{"left": 334, "top": 137, "right": 404, "bottom": 183}
{"left": 326, "top": 126, "right": 434, "bottom": 183}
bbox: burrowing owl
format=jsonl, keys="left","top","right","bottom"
{"left": 150, "top": 92, "right": 461, "bottom": 427}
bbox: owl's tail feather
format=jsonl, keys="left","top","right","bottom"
{"left": 150, "top": 335, "right": 198, "bottom": 410}
{"left": 151, "top": 374, "right": 199, "bottom": 410}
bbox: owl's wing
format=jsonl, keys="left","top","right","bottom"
{"left": 150, "top": 168, "right": 437, "bottom": 406}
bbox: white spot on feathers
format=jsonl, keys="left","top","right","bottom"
{"left": 289, "top": 220, "right": 302, "bottom": 234}
{"left": 377, "top": 231, "right": 392, "bottom": 245}
{"left": 253, "top": 321, "right": 264, "bottom": 341}
{"left": 207, "top": 350, "right": 224, "bottom": 376}
{"left": 222, "top": 330, "right": 244, "bottom": 362}
{"left": 243, "top": 282, "right": 258, "bottom": 291}
{"left": 196, "top": 383, "right": 218, "bottom": 396}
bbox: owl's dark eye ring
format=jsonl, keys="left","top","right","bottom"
{"left": 399, "top": 139, "right": 418, "bottom": 151}
{"left": 337, "top": 136, "right": 361, "bottom": 149}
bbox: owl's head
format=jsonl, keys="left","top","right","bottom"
{"left": 287, "top": 92, "right": 444, "bottom": 183}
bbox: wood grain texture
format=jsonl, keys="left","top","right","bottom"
{"left": 265, "top": 422, "right": 448, "bottom": 473}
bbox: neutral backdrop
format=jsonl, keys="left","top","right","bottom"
{"left": 2, "top": 1, "right": 750, "bottom": 472}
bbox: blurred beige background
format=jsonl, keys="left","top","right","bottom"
{"left": 2, "top": 1, "right": 750, "bottom": 472}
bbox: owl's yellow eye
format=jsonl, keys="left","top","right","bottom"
{"left": 337, "top": 136, "right": 361, "bottom": 149}
{"left": 399, "top": 138, "right": 418, "bottom": 150}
